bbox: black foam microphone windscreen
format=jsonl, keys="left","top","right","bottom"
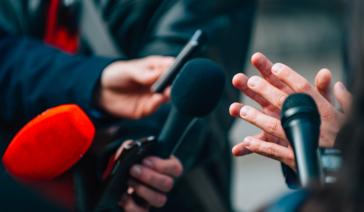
{"left": 281, "top": 93, "right": 321, "bottom": 186}
{"left": 156, "top": 58, "right": 225, "bottom": 158}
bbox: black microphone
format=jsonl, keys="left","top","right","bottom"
{"left": 93, "top": 58, "right": 225, "bottom": 211}
{"left": 281, "top": 93, "right": 321, "bottom": 187}
{"left": 155, "top": 58, "right": 225, "bottom": 158}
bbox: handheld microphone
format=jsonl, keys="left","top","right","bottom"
{"left": 2, "top": 104, "right": 95, "bottom": 181}
{"left": 95, "top": 58, "right": 225, "bottom": 211}
{"left": 281, "top": 93, "right": 321, "bottom": 187}
{"left": 155, "top": 58, "right": 225, "bottom": 158}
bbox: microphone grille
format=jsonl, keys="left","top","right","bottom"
{"left": 282, "top": 93, "right": 317, "bottom": 112}
{"left": 281, "top": 93, "right": 320, "bottom": 125}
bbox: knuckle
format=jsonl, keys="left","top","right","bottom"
{"left": 265, "top": 145, "right": 276, "bottom": 157}
{"left": 277, "top": 95, "right": 287, "bottom": 108}
{"left": 146, "top": 173, "right": 157, "bottom": 184}
{"left": 297, "top": 81, "right": 312, "bottom": 93}
{"left": 266, "top": 119, "right": 279, "bottom": 135}
{"left": 320, "top": 108, "right": 333, "bottom": 121}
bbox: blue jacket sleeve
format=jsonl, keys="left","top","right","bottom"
{"left": 0, "top": 28, "right": 114, "bottom": 128}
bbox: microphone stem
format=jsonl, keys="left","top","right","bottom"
{"left": 156, "top": 108, "right": 193, "bottom": 158}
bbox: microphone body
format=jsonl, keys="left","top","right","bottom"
{"left": 155, "top": 108, "right": 192, "bottom": 158}
{"left": 281, "top": 93, "right": 321, "bottom": 187}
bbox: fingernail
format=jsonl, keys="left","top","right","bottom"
{"left": 240, "top": 106, "right": 250, "bottom": 117}
{"left": 338, "top": 81, "right": 347, "bottom": 91}
{"left": 247, "top": 76, "right": 260, "bottom": 88}
{"left": 143, "top": 158, "right": 154, "bottom": 168}
{"left": 130, "top": 165, "right": 142, "bottom": 177}
{"left": 272, "top": 63, "right": 283, "bottom": 75}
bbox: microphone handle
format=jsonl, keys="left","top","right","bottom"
{"left": 284, "top": 119, "right": 321, "bottom": 187}
{"left": 156, "top": 107, "right": 193, "bottom": 158}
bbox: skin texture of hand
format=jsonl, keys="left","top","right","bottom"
{"left": 119, "top": 156, "right": 183, "bottom": 212}
{"left": 229, "top": 52, "right": 352, "bottom": 170}
{"left": 98, "top": 56, "right": 174, "bottom": 119}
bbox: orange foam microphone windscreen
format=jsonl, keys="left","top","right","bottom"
{"left": 2, "top": 104, "right": 95, "bottom": 181}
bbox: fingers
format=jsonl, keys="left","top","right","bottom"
{"left": 135, "top": 56, "right": 175, "bottom": 85}
{"left": 119, "top": 195, "right": 149, "bottom": 212}
{"left": 141, "top": 94, "right": 169, "bottom": 116}
{"left": 271, "top": 63, "right": 334, "bottom": 115}
{"left": 134, "top": 69, "right": 162, "bottom": 86}
{"left": 232, "top": 132, "right": 266, "bottom": 156}
{"left": 144, "top": 56, "right": 175, "bottom": 72}
{"left": 128, "top": 180, "right": 167, "bottom": 208}
{"left": 334, "top": 81, "right": 352, "bottom": 113}
{"left": 251, "top": 52, "right": 293, "bottom": 94}
{"left": 232, "top": 73, "right": 273, "bottom": 108}
{"left": 229, "top": 102, "right": 243, "bottom": 117}
{"left": 142, "top": 156, "right": 183, "bottom": 178}
{"left": 163, "top": 87, "right": 171, "bottom": 98}
{"left": 239, "top": 105, "right": 287, "bottom": 141}
{"left": 271, "top": 63, "right": 313, "bottom": 93}
{"left": 315, "top": 68, "right": 332, "bottom": 102}
{"left": 243, "top": 136, "right": 295, "bottom": 170}
{"left": 246, "top": 76, "right": 288, "bottom": 109}
{"left": 230, "top": 102, "right": 287, "bottom": 142}
{"left": 130, "top": 164, "right": 174, "bottom": 193}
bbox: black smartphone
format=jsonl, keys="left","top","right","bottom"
{"left": 151, "top": 29, "right": 206, "bottom": 93}
{"left": 95, "top": 136, "right": 156, "bottom": 211}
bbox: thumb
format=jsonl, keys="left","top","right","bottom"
{"left": 315, "top": 68, "right": 332, "bottom": 102}
{"left": 334, "top": 81, "right": 352, "bottom": 114}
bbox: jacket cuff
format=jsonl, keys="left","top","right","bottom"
{"left": 73, "top": 56, "right": 115, "bottom": 119}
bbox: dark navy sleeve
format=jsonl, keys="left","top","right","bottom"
{"left": 0, "top": 30, "right": 115, "bottom": 129}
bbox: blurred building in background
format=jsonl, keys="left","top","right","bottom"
{"left": 230, "top": 0, "right": 345, "bottom": 211}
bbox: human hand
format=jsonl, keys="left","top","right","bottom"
{"left": 97, "top": 56, "right": 174, "bottom": 119}
{"left": 229, "top": 52, "right": 352, "bottom": 170}
{"left": 119, "top": 156, "right": 183, "bottom": 211}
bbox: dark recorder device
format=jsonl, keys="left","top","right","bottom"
{"left": 151, "top": 29, "right": 206, "bottom": 93}
{"left": 95, "top": 59, "right": 225, "bottom": 211}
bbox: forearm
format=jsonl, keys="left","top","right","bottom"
{"left": 0, "top": 33, "right": 114, "bottom": 127}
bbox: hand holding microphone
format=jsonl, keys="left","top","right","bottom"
{"left": 96, "top": 58, "right": 225, "bottom": 211}
{"left": 120, "top": 156, "right": 183, "bottom": 211}
{"left": 229, "top": 52, "right": 352, "bottom": 170}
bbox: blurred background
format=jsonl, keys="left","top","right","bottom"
{"left": 230, "top": 0, "right": 345, "bottom": 211}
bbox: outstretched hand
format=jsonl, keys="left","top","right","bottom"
{"left": 229, "top": 52, "right": 352, "bottom": 170}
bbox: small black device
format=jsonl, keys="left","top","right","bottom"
{"left": 151, "top": 29, "right": 206, "bottom": 93}
{"left": 95, "top": 136, "right": 156, "bottom": 211}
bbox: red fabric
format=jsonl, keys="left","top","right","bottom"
{"left": 44, "top": 0, "right": 79, "bottom": 53}
{"left": 2, "top": 104, "right": 95, "bottom": 181}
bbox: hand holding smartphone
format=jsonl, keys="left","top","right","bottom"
{"left": 151, "top": 29, "right": 206, "bottom": 93}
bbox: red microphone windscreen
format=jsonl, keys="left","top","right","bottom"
{"left": 2, "top": 104, "right": 95, "bottom": 181}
